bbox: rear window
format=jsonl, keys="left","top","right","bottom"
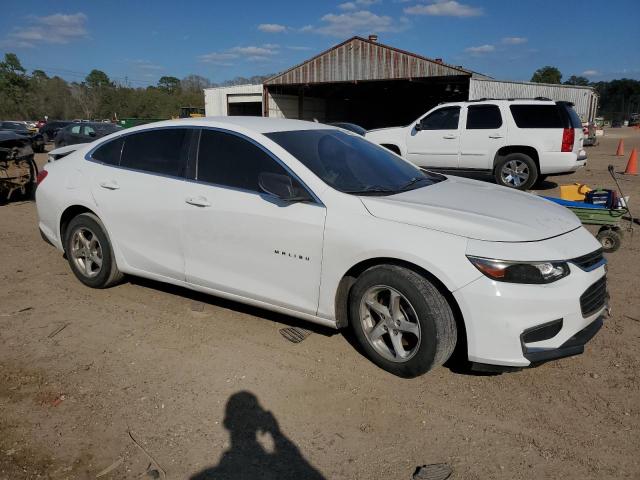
{"left": 466, "top": 105, "right": 502, "bottom": 129}
{"left": 509, "top": 105, "right": 567, "bottom": 128}
{"left": 120, "top": 129, "right": 188, "bottom": 177}
{"left": 92, "top": 137, "right": 123, "bottom": 166}
{"left": 558, "top": 103, "right": 583, "bottom": 128}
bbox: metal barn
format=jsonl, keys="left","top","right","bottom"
{"left": 262, "top": 35, "right": 482, "bottom": 129}
{"left": 469, "top": 78, "right": 598, "bottom": 122}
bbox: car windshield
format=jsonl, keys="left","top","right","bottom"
{"left": 265, "top": 129, "right": 444, "bottom": 195}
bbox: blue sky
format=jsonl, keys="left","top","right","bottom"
{"left": 2, "top": 0, "right": 639, "bottom": 86}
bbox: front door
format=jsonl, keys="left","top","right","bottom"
{"left": 182, "top": 129, "right": 326, "bottom": 315}
{"left": 405, "top": 106, "right": 461, "bottom": 169}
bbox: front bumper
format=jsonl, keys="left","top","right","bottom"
{"left": 454, "top": 227, "right": 607, "bottom": 367}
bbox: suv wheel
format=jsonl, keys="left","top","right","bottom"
{"left": 494, "top": 153, "right": 538, "bottom": 190}
{"left": 349, "top": 265, "right": 457, "bottom": 378}
{"left": 64, "top": 213, "right": 123, "bottom": 288}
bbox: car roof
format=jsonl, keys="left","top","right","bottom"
{"left": 439, "top": 99, "right": 557, "bottom": 107}
{"left": 124, "top": 117, "right": 336, "bottom": 135}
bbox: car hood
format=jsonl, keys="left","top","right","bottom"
{"left": 360, "top": 176, "right": 581, "bottom": 242}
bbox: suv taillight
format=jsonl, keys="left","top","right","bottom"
{"left": 36, "top": 169, "right": 48, "bottom": 185}
{"left": 561, "top": 128, "right": 574, "bottom": 152}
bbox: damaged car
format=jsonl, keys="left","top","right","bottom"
{"left": 0, "top": 131, "right": 38, "bottom": 203}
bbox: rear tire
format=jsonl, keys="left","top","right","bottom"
{"left": 348, "top": 265, "right": 457, "bottom": 378}
{"left": 494, "top": 153, "right": 538, "bottom": 190}
{"left": 64, "top": 213, "right": 123, "bottom": 288}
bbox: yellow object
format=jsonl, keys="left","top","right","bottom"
{"left": 560, "top": 183, "right": 592, "bottom": 201}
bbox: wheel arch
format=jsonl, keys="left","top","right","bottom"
{"left": 333, "top": 257, "right": 466, "bottom": 349}
{"left": 493, "top": 145, "right": 540, "bottom": 174}
{"left": 59, "top": 204, "right": 99, "bottom": 248}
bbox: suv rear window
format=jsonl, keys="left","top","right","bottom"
{"left": 558, "top": 103, "right": 583, "bottom": 128}
{"left": 466, "top": 105, "right": 502, "bottom": 129}
{"left": 509, "top": 105, "right": 566, "bottom": 128}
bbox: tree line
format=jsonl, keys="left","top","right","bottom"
{"left": 1, "top": 52, "right": 639, "bottom": 122}
{"left": 0, "top": 53, "right": 273, "bottom": 121}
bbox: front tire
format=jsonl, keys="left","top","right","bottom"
{"left": 349, "top": 265, "right": 457, "bottom": 378}
{"left": 494, "top": 153, "right": 538, "bottom": 190}
{"left": 64, "top": 213, "right": 123, "bottom": 288}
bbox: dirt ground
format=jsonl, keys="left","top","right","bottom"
{"left": 1, "top": 129, "right": 639, "bottom": 480}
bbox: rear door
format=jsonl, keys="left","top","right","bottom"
{"left": 405, "top": 106, "right": 460, "bottom": 168}
{"left": 459, "top": 104, "right": 507, "bottom": 170}
{"left": 89, "top": 128, "right": 191, "bottom": 280}
{"left": 182, "top": 129, "right": 326, "bottom": 314}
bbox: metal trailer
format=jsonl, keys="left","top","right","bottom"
{"left": 469, "top": 78, "right": 599, "bottom": 122}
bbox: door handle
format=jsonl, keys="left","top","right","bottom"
{"left": 99, "top": 180, "right": 120, "bottom": 190}
{"left": 488, "top": 134, "right": 504, "bottom": 139}
{"left": 442, "top": 135, "right": 457, "bottom": 139}
{"left": 185, "top": 196, "right": 211, "bottom": 207}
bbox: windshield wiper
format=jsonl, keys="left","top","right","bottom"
{"left": 398, "top": 176, "right": 430, "bottom": 192}
{"left": 343, "top": 185, "right": 397, "bottom": 195}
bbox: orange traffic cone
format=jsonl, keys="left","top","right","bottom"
{"left": 625, "top": 148, "right": 638, "bottom": 175}
{"left": 616, "top": 139, "right": 624, "bottom": 156}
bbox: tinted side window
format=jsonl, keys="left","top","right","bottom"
{"left": 420, "top": 107, "right": 460, "bottom": 130}
{"left": 92, "top": 137, "right": 123, "bottom": 166}
{"left": 509, "top": 105, "right": 566, "bottom": 128}
{"left": 466, "top": 105, "right": 502, "bottom": 129}
{"left": 559, "top": 103, "right": 583, "bottom": 128}
{"left": 198, "top": 130, "right": 293, "bottom": 193}
{"left": 120, "top": 129, "right": 188, "bottom": 176}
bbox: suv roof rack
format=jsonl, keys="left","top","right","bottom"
{"left": 467, "top": 97, "right": 553, "bottom": 102}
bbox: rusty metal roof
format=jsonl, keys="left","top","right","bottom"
{"left": 264, "top": 36, "right": 472, "bottom": 86}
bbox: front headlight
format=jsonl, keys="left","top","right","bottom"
{"left": 466, "top": 256, "right": 570, "bottom": 284}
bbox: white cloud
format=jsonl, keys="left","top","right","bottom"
{"left": 501, "top": 36, "right": 527, "bottom": 45}
{"left": 404, "top": 1, "right": 483, "bottom": 17}
{"left": 313, "top": 10, "right": 409, "bottom": 36}
{"left": 199, "top": 44, "right": 280, "bottom": 65}
{"left": 339, "top": 2, "right": 358, "bottom": 10}
{"left": 287, "top": 45, "right": 313, "bottom": 51}
{"left": 299, "top": 25, "right": 314, "bottom": 32}
{"left": 2, "top": 12, "right": 88, "bottom": 47}
{"left": 465, "top": 44, "right": 495, "bottom": 55}
{"left": 356, "top": 0, "right": 382, "bottom": 5}
{"left": 582, "top": 69, "right": 599, "bottom": 76}
{"left": 258, "top": 23, "right": 287, "bottom": 33}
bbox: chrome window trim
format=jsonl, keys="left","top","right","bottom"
{"left": 83, "top": 124, "right": 324, "bottom": 207}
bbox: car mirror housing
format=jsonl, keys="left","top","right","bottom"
{"left": 258, "top": 172, "right": 310, "bottom": 202}
{"left": 414, "top": 123, "right": 423, "bottom": 131}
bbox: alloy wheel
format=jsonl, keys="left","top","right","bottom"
{"left": 70, "top": 227, "right": 103, "bottom": 278}
{"left": 359, "top": 285, "right": 421, "bottom": 362}
{"left": 501, "top": 160, "right": 530, "bottom": 187}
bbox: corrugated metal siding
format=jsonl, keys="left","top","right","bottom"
{"left": 265, "top": 37, "right": 470, "bottom": 86}
{"left": 469, "top": 79, "right": 598, "bottom": 121}
{"left": 204, "top": 84, "right": 262, "bottom": 116}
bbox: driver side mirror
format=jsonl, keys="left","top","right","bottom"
{"left": 258, "top": 172, "right": 311, "bottom": 203}
{"left": 88, "top": 131, "right": 96, "bottom": 137}
{"left": 414, "top": 122, "right": 423, "bottom": 131}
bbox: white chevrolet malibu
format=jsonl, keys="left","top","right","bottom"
{"left": 36, "top": 118, "right": 607, "bottom": 377}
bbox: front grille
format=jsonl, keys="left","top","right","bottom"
{"left": 571, "top": 249, "right": 605, "bottom": 271}
{"left": 580, "top": 276, "right": 607, "bottom": 317}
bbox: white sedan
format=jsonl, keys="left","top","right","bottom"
{"left": 36, "top": 117, "right": 607, "bottom": 377}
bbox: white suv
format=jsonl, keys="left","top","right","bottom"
{"left": 365, "top": 99, "right": 586, "bottom": 190}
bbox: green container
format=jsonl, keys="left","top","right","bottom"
{"left": 568, "top": 206, "right": 627, "bottom": 225}
{"left": 118, "top": 118, "right": 166, "bottom": 129}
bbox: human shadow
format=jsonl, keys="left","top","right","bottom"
{"left": 190, "top": 391, "right": 326, "bottom": 480}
